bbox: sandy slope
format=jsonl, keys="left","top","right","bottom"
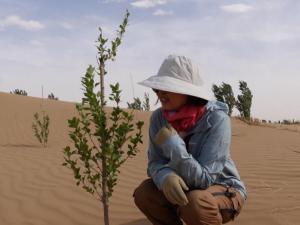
{"left": 1, "top": 92, "right": 300, "bottom": 225}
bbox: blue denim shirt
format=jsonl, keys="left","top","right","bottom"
{"left": 147, "top": 100, "right": 247, "bottom": 199}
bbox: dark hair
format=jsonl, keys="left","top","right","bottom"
{"left": 186, "top": 95, "right": 208, "bottom": 106}
{"left": 153, "top": 90, "right": 208, "bottom": 107}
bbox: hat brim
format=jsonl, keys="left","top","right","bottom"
{"left": 138, "top": 75, "right": 210, "bottom": 100}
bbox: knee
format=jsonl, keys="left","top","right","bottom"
{"left": 180, "top": 190, "right": 222, "bottom": 225}
{"left": 187, "top": 190, "right": 219, "bottom": 213}
{"left": 133, "top": 179, "right": 155, "bottom": 209}
{"left": 186, "top": 190, "right": 218, "bottom": 207}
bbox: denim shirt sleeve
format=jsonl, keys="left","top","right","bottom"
{"left": 160, "top": 111, "right": 231, "bottom": 190}
{"left": 147, "top": 110, "right": 174, "bottom": 190}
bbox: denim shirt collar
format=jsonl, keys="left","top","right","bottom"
{"left": 186, "top": 100, "right": 229, "bottom": 135}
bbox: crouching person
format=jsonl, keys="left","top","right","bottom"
{"left": 133, "top": 55, "right": 246, "bottom": 225}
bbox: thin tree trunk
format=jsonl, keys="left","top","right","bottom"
{"left": 99, "top": 59, "right": 105, "bottom": 108}
{"left": 102, "top": 158, "right": 109, "bottom": 225}
{"left": 99, "top": 59, "right": 109, "bottom": 225}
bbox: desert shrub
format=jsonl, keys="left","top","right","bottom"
{"left": 32, "top": 111, "right": 50, "bottom": 148}
{"left": 48, "top": 93, "right": 59, "bottom": 100}
{"left": 10, "top": 89, "right": 28, "bottom": 96}
{"left": 143, "top": 93, "right": 150, "bottom": 111}
{"left": 236, "top": 116, "right": 261, "bottom": 126}
{"left": 127, "top": 93, "right": 151, "bottom": 111}
{"left": 282, "top": 119, "right": 292, "bottom": 125}
{"left": 127, "top": 97, "right": 143, "bottom": 110}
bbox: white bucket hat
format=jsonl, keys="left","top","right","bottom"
{"left": 138, "top": 55, "right": 209, "bottom": 100}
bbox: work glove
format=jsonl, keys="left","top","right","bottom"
{"left": 162, "top": 173, "right": 189, "bottom": 206}
{"left": 154, "top": 124, "right": 177, "bottom": 146}
{"left": 154, "top": 124, "right": 188, "bottom": 164}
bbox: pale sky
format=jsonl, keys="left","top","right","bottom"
{"left": 1, "top": 0, "right": 299, "bottom": 121}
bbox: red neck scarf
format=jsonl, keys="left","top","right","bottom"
{"left": 162, "top": 104, "right": 206, "bottom": 133}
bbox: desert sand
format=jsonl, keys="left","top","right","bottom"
{"left": 1, "top": 91, "right": 300, "bottom": 225}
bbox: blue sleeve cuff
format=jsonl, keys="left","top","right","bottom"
{"left": 153, "top": 167, "right": 174, "bottom": 190}
{"left": 160, "top": 135, "right": 190, "bottom": 164}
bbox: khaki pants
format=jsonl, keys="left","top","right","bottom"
{"left": 134, "top": 179, "right": 245, "bottom": 225}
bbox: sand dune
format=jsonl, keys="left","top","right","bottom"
{"left": 1, "top": 92, "right": 300, "bottom": 225}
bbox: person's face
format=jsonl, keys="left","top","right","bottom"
{"left": 153, "top": 89, "right": 188, "bottom": 111}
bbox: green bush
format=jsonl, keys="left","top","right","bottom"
{"left": 62, "top": 10, "right": 143, "bottom": 225}
{"left": 32, "top": 111, "right": 50, "bottom": 148}
{"left": 127, "top": 97, "right": 143, "bottom": 110}
{"left": 127, "top": 93, "right": 150, "bottom": 111}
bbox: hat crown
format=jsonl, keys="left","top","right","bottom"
{"left": 157, "top": 55, "right": 203, "bottom": 86}
{"left": 138, "top": 54, "right": 209, "bottom": 100}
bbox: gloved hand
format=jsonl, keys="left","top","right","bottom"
{"left": 162, "top": 173, "right": 189, "bottom": 206}
{"left": 154, "top": 124, "right": 177, "bottom": 146}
